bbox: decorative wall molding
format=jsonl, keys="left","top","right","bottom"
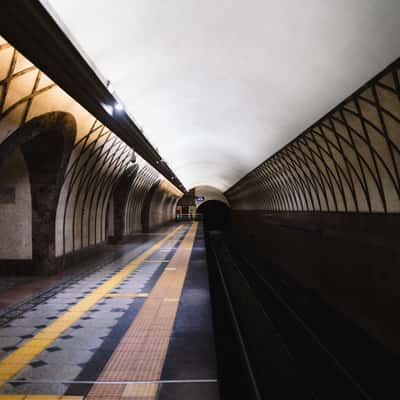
{"left": 226, "top": 59, "right": 400, "bottom": 213}
{"left": 0, "top": 36, "right": 182, "bottom": 272}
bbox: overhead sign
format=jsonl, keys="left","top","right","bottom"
{"left": 196, "top": 196, "right": 205, "bottom": 201}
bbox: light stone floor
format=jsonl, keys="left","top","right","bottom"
{"left": 0, "top": 228, "right": 186, "bottom": 396}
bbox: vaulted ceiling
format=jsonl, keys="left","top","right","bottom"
{"left": 44, "top": 0, "right": 400, "bottom": 191}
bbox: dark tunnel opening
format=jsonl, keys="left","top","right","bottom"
{"left": 197, "top": 200, "right": 231, "bottom": 232}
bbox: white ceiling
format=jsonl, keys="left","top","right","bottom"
{"left": 45, "top": 0, "right": 400, "bottom": 191}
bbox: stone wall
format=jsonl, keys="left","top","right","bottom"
{"left": 0, "top": 37, "right": 182, "bottom": 274}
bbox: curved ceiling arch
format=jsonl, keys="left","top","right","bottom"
{"left": 192, "top": 185, "right": 229, "bottom": 209}
{"left": 45, "top": 0, "right": 400, "bottom": 191}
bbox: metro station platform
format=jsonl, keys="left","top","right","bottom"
{"left": 0, "top": 222, "right": 219, "bottom": 400}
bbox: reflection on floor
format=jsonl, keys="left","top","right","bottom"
{"left": 0, "top": 223, "right": 219, "bottom": 399}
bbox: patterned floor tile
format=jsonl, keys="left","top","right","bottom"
{"left": 33, "top": 348, "right": 93, "bottom": 366}
{"left": 0, "top": 336, "right": 22, "bottom": 348}
{"left": 13, "top": 363, "right": 82, "bottom": 381}
{"left": 0, "top": 381, "right": 68, "bottom": 395}
{"left": 0, "top": 226, "right": 190, "bottom": 398}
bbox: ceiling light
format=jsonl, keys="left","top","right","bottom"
{"left": 114, "top": 102, "right": 124, "bottom": 111}
{"left": 103, "top": 103, "right": 113, "bottom": 116}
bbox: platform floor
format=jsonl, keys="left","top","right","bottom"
{"left": 0, "top": 222, "right": 219, "bottom": 400}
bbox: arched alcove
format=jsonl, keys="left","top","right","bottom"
{"left": 0, "top": 112, "right": 76, "bottom": 274}
{"left": 0, "top": 147, "right": 32, "bottom": 265}
{"left": 107, "top": 164, "right": 139, "bottom": 243}
{"left": 193, "top": 185, "right": 229, "bottom": 209}
{"left": 141, "top": 182, "right": 160, "bottom": 233}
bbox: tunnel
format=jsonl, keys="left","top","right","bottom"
{"left": 0, "top": 1, "right": 399, "bottom": 399}
{"left": 197, "top": 200, "right": 231, "bottom": 232}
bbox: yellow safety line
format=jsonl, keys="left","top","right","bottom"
{"left": 87, "top": 222, "right": 198, "bottom": 399}
{"left": 141, "top": 259, "right": 170, "bottom": 262}
{"left": 0, "top": 225, "right": 183, "bottom": 385}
